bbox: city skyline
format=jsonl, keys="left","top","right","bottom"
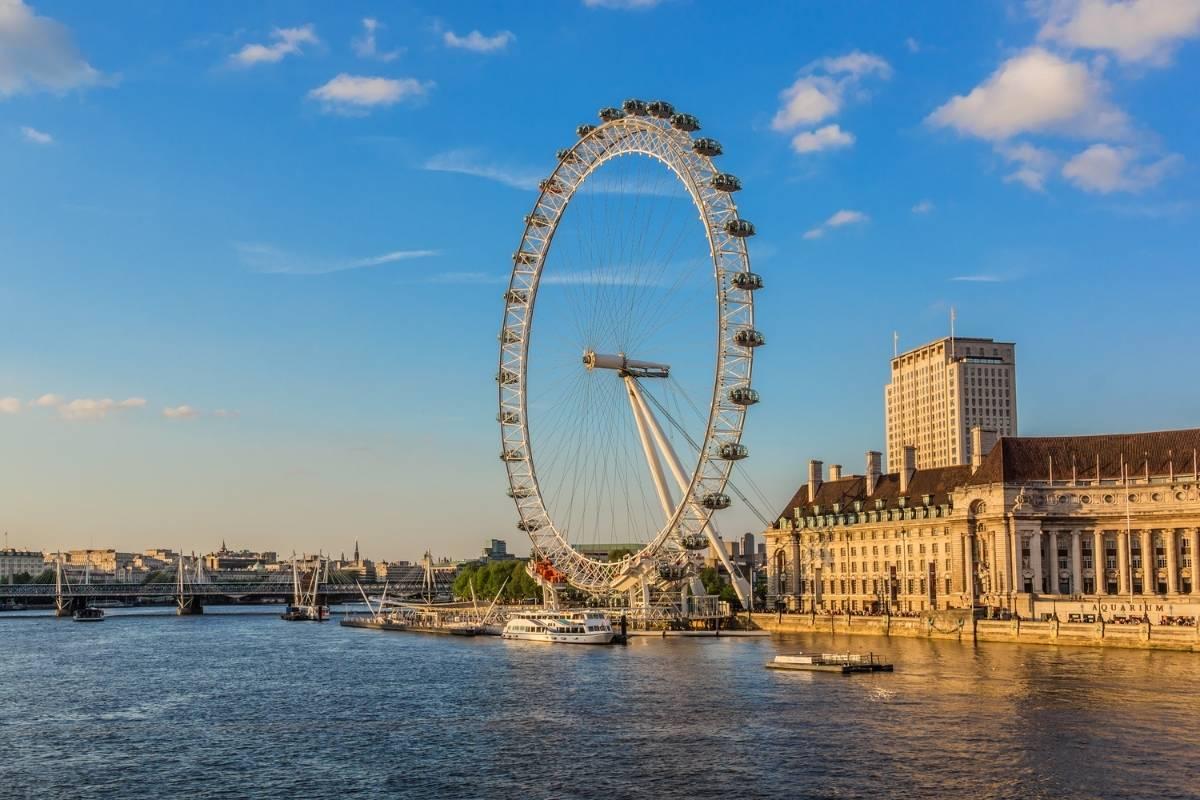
{"left": 3, "top": 1, "right": 1199, "bottom": 558}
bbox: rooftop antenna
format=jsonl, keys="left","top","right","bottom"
{"left": 892, "top": 331, "right": 899, "bottom": 358}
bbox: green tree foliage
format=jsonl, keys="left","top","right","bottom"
{"left": 453, "top": 560, "right": 540, "bottom": 603}
{"left": 607, "top": 548, "right": 635, "bottom": 562}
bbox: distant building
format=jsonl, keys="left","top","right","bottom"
{"left": 203, "top": 542, "right": 278, "bottom": 572}
{"left": 885, "top": 336, "right": 1017, "bottom": 472}
{"left": 766, "top": 428, "right": 1200, "bottom": 621}
{"left": 482, "top": 539, "right": 514, "bottom": 562}
{"left": 0, "top": 549, "right": 44, "bottom": 581}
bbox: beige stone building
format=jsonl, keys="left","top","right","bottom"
{"left": 765, "top": 428, "right": 1200, "bottom": 623}
{"left": 885, "top": 336, "right": 1016, "bottom": 472}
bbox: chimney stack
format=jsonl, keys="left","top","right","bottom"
{"left": 828, "top": 464, "right": 842, "bottom": 481}
{"left": 865, "top": 451, "right": 882, "bottom": 495}
{"left": 807, "top": 460, "right": 823, "bottom": 503}
{"left": 970, "top": 427, "right": 999, "bottom": 472}
{"left": 899, "top": 445, "right": 917, "bottom": 494}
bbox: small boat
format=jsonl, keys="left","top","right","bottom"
{"left": 767, "top": 652, "right": 893, "bottom": 674}
{"left": 280, "top": 604, "right": 330, "bottom": 622}
{"left": 73, "top": 606, "right": 105, "bottom": 622}
{"left": 502, "top": 611, "right": 614, "bottom": 644}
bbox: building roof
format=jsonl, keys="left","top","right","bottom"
{"left": 773, "top": 464, "right": 973, "bottom": 526}
{"left": 968, "top": 428, "right": 1200, "bottom": 486}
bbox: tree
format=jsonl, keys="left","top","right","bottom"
{"left": 607, "top": 548, "right": 635, "bottom": 562}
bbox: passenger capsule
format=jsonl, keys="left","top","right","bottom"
{"left": 657, "top": 563, "right": 688, "bottom": 581}
{"left": 556, "top": 148, "right": 579, "bottom": 163}
{"left": 504, "top": 289, "right": 529, "bottom": 304}
{"left": 622, "top": 98, "right": 649, "bottom": 116}
{"left": 711, "top": 173, "right": 742, "bottom": 192}
{"left": 507, "top": 486, "right": 534, "bottom": 499}
{"left": 669, "top": 113, "right": 701, "bottom": 132}
{"left": 718, "top": 442, "right": 749, "bottom": 461}
{"left": 728, "top": 387, "right": 760, "bottom": 406}
{"left": 702, "top": 492, "right": 732, "bottom": 511}
{"left": 500, "top": 328, "right": 522, "bottom": 344}
{"left": 681, "top": 533, "right": 708, "bottom": 551}
{"left": 525, "top": 213, "right": 551, "bottom": 228}
{"left": 496, "top": 370, "right": 520, "bottom": 385}
{"left": 733, "top": 328, "right": 765, "bottom": 348}
{"left": 497, "top": 410, "right": 520, "bottom": 424}
{"left": 692, "top": 138, "right": 723, "bottom": 157}
{"left": 646, "top": 100, "right": 675, "bottom": 119}
{"left": 513, "top": 251, "right": 537, "bottom": 265}
{"left": 539, "top": 178, "right": 564, "bottom": 195}
{"left": 724, "top": 219, "right": 756, "bottom": 238}
{"left": 500, "top": 449, "right": 525, "bottom": 462}
{"left": 516, "top": 519, "right": 544, "bottom": 532}
{"left": 730, "top": 272, "right": 763, "bottom": 291}
{"left": 598, "top": 106, "right": 624, "bottom": 122}
{"left": 576, "top": 124, "right": 597, "bottom": 137}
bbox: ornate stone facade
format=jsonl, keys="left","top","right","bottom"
{"left": 766, "top": 429, "right": 1200, "bottom": 622}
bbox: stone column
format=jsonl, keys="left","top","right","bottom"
{"left": 1048, "top": 531, "right": 1059, "bottom": 594}
{"left": 1010, "top": 526, "right": 1021, "bottom": 598}
{"left": 1071, "top": 531, "right": 1083, "bottom": 596}
{"left": 1030, "top": 532, "right": 1043, "bottom": 596}
{"left": 1165, "top": 529, "right": 1179, "bottom": 596}
{"left": 1117, "top": 531, "right": 1130, "bottom": 596}
{"left": 1093, "top": 531, "right": 1107, "bottom": 596}
{"left": 1192, "top": 529, "right": 1200, "bottom": 596}
{"left": 963, "top": 532, "right": 975, "bottom": 605}
{"left": 1141, "top": 529, "right": 1155, "bottom": 595}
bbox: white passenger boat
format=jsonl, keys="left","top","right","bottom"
{"left": 501, "top": 611, "right": 614, "bottom": 644}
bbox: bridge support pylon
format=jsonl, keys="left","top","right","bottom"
{"left": 55, "top": 596, "right": 86, "bottom": 617}
{"left": 176, "top": 596, "right": 204, "bottom": 615}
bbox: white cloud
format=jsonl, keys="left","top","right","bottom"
{"left": 905, "top": 37, "right": 921, "bottom": 53}
{"left": 236, "top": 243, "right": 439, "bottom": 275}
{"left": 911, "top": 199, "right": 935, "bottom": 214}
{"left": 230, "top": 25, "right": 318, "bottom": 67}
{"left": 57, "top": 396, "right": 145, "bottom": 421}
{"left": 308, "top": 73, "right": 432, "bottom": 114}
{"left": 772, "top": 51, "right": 891, "bottom": 132}
{"left": 927, "top": 47, "right": 1126, "bottom": 140}
{"left": 582, "top": 0, "right": 662, "bottom": 8}
{"left": 20, "top": 125, "right": 52, "bottom": 144}
{"left": 826, "top": 209, "right": 869, "bottom": 227}
{"left": 1038, "top": 0, "right": 1200, "bottom": 65}
{"left": 443, "top": 29, "right": 515, "bottom": 53}
{"left": 997, "top": 141, "right": 1058, "bottom": 191}
{"left": 0, "top": 0, "right": 103, "bottom": 96}
{"left": 790, "top": 124, "right": 855, "bottom": 154}
{"left": 1061, "top": 143, "right": 1181, "bottom": 193}
{"left": 162, "top": 405, "right": 200, "bottom": 420}
{"left": 353, "top": 18, "right": 402, "bottom": 62}
{"left": 33, "top": 393, "right": 61, "bottom": 407}
{"left": 804, "top": 209, "right": 869, "bottom": 240}
{"left": 0, "top": 397, "right": 20, "bottom": 414}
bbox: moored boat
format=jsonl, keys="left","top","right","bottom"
{"left": 501, "top": 610, "right": 614, "bottom": 644}
{"left": 281, "top": 604, "right": 330, "bottom": 622}
{"left": 73, "top": 606, "right": 105, "bottom": 622}
{"left": 766, "top": 652, "right": 893, "bottom": 674}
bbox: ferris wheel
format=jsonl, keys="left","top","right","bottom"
{"left": 497, "top": 99, "right": 763, "bottom": 608}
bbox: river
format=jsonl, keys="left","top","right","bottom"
{"left": 1, "top": 608, "right": 1197, "bottom": 799}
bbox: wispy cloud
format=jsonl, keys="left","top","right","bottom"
{"left": 0, "top": 397, "right": 20, "bottom": 414}
{"left": 20, "top": 125, "right": 52, "bottom": 144}
{"left": 950, "top": 274, "right": 1010, "bottom": 283}
{"left": 911, "top": 199, "right": 934, "bottom": 214}
{"left": 582, "top": 0, "right": 664, "bottom": 9}
{"left": 230, "top": 25, "right": 318, "bottom": 67}
{"left": 804, "top": 209, "right": 869, "bottom": 240}
{"left": 427, "top": 269, "right": 669, "bottom": 287}
{"left": 308, "top": 74, "right": 433, "bottom": 114}
{"left": 353, "top": 18, "right": 402, "bottom": 62}
{"left": 212, "top": 409, "right": 240, "bottom": 419}
{"left": 236, "top": 243, "right": 439, "bottom": 275}
{"left": 443, "top": 29, "right": 515, "bottom": 53}
{"left": 772, "top": 50, "right": 890, "bottom": 156}
{"left": 427, "top": 271, "right": 507, "bottom": 285}
{"left": 423, "top": 149, "right": 540, "bottom": 190}
{"left": 162, "top": 404, "right": 200, "bottom": 420}
{"left": 53, "top": 396, "right": 145, "bottom": 421}
{"left": 0, "top": 0, "right": 105, "bottom": 96}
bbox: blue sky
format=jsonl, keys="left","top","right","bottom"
{"left": 2, "top": 0, "right": 1198, "bottom": 560}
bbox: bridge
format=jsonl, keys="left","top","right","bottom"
{"left": 0, "top": 560, "right": 455, "bottom": 616}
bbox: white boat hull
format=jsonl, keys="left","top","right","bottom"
{"left": 502, "top": 630, "right": 614, "bottom": 645}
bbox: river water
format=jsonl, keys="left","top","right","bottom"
{"left": 1, "top": 608, "right": 1197, "bottom": 800}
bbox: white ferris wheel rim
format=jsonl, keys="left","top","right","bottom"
{"left": 497, "top": 104, "right": 757, "bottom": 594}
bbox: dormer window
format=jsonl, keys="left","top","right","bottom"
{"left": 922, "top": 494, "right": 933, "bottom": 506}
{"left": 832, "top": 502, "right": 841, "bottom": 513}
{"left": 853, "top": 500, "right": 863, "bottom": 512}
{"left": 874, "top": 499, "right": 884, "bottom": 510}
{"left": 898, "top": 496, "right": 907, "bottom": 508}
